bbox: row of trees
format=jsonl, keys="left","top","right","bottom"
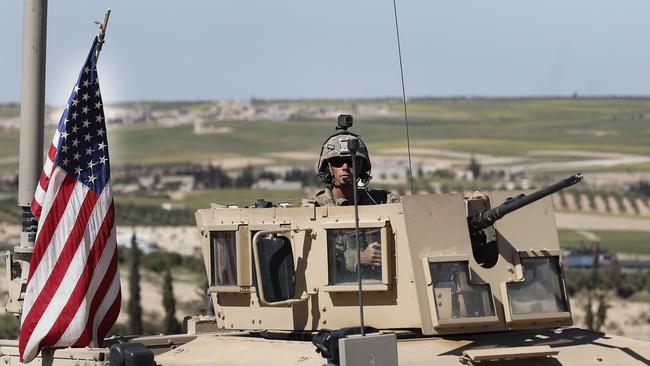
{"left": 565, "top": 266, "right": 650, "bottom": 299}
{"left": 566, "top": 264, "right": 650, "bottom": 332}
{"left": 124, "top": 233, "right": 184, "bottom": 335}
{"left": 114, "top": 163, "right": 320, "bottom": 191}
{"left": 557, "top": 190, "right": 650, "bottom": 215}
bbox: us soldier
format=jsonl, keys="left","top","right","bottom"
{"left": 303, "top": 119, "right": 398, "bottom": 278}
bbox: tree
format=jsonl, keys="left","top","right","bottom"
{"left": 595, "top": 294, "right": 608, "bottom": 332}
{"left": 236, "top": 165, "right": 254, "bottom": 188}
{"left": 162, "top": 269, "right": 181, "bottom": 334}
{"left": 467, "top": 154, "right": 481, "bottom": 180}
{"left": 584, "top": 295, "right": 594, "bottom": 331}
{"left": 128, "top": 232, "right": 143, "bottom": 334}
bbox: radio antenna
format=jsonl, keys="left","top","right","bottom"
{"left": 392, "top": 0, "right": 414, "bottom": 196}
{"left": 349, "top": 139, "right": 366, "bottom": 336}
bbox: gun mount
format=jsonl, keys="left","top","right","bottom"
{"left": 468, "top": 173, "right": 583, "bottom": 233}
{"left": 467, "top": 174, "right": 583, "bottom": 268}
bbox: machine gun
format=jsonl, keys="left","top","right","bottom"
{"left": 468, "top": 173, "right": 583, "bottom": 232}
{"left": 467, "top": 173, "right": 583, "bottom": 267}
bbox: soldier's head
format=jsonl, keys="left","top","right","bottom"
{"left": 317, "top": 132, "right": 372, "bottom": 188}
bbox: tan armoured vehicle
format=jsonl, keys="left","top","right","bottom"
{"left": 3, "top": 116, "right": 650, "bottom": 364}
{"left": 3, "top": 3, "right": 650, "bottom": 365}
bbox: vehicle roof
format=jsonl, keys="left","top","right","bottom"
{"left": 154, "top": 328, "right": 650, "bottom": 366}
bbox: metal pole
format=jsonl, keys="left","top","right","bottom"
{"left": 350, "top": 143, "right": 365, "bottom": 336}
{"left": 18, "top": 0, "right": 47, "bottom": 248}
{"left": 5, "top": 0, "right": 47, "bottom": 316}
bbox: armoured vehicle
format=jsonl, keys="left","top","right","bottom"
{"left": 4, "top": 167, "right": 650, "bottom": 365}
{"left": 3, "top": 2, "right": 650, "bottom": 365}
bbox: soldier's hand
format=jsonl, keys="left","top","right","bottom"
{"left": 360, "top": 243, "right": 382, "bottom": 267}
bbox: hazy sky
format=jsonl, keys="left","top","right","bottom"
{"left": 1, "top": 1, "right": 649, "bottom": 105}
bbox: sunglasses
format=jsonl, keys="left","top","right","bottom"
{"left": 329, "top": 157, "right": 362, "bottom": 168}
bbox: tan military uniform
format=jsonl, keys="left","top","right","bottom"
{"left": 302, "top": 188, "right": 401, "bottom": 207}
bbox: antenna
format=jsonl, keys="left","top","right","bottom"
{"left": 349, "top": 138, "right": 366, "bottom": 336}
{"left": 392, "top": 0, "right": 414, "bottom": 196}
{"left": 94, "top": 8, "right": 111, "bottom": 62}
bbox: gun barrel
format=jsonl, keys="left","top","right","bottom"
{"left": 468, "top": 173, "right": 583, "bottom": 232}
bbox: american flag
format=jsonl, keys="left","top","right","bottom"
{"left": 19, "top": 37, "right": 121, "bottom": 363}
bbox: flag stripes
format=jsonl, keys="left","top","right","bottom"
{"left": 20, "top": 37, "right": 120, "bottom": 363}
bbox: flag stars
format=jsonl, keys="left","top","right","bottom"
{"left": 87, "top": 175, "right": 97, "bottom": 184}
{"left": 84, "top": 133, "right": 92, "bottom": 142}
{"left": 81, "top": 106, "right": 89, "bottom": 114}
{"left": 96, "top": 115, "right": 104, "bottom": 123}
{"left": 99, "top": 156, "right": 108, "bottom": 165}
{"left": 87, "top": 160, "right": 96, "bottom": 169}
{"left": 71, "top": 112, "right": 78, "bottom": 120}
{"left": 94, "top": 101, "right": 102, "bottom": 110}
{"left": 82, "top": 120, "right": 91, "bottom": 128}
{"left": 61, "top": 158, "right": 69, "bottom": 166}
{"left": 61, "top": 145, "right": 69, "bottom": 153}
{"left": 72, "top": 99, "right": 79, "bottom": 107}
{"left": 86, "top": 147, "right": 94, "bottom": 156}
{"left": 75, "top": 167, "right": 83, "bottom": 176}
{"left": 95, "top": 90, "right": 101, "bottom": 97}
{"left": 97, "top": 142, "right": 106, "bottom": 150}
{"left": 60, "top": 131, "right": 69, "bottom": 139}
{"left": 72, "top": 138, "right": 80, "bottom": 147}
{"left": 97, "top": 129, "right": 105, "bottom": 137}
{"left": 82, "top": 80, "right": 90, "bottom": 88}
{"left": 81, "top": 93, "right": 90, "bottom": 101}
{"left": 73, "top": 152, "right": 81, "bottom": 161}
{"left": 72, "top": 125, "right": 79, "bottom": 133}
{"left": 83, "top": 66, "right": 90, "bottom": 74}
{"left": 74, "top": 85, "right": 80, "bottom": 93}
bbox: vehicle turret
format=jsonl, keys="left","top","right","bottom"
{"left": 194, "top": 184, "right": 577, "bottom": 336}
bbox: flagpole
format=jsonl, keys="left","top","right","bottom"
{"left": 7, "top": 0, "right": 48, "bottom": 316}
{"left": 95, "top": 8, "right": 111, "bottom": 62}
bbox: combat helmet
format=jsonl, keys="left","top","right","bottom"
{"left": 317, "top": 115, "right": 372, "bottom": 186}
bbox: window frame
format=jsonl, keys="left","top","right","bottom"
{"left": 422, "top": 256, "right": 499, "bottom": 329}
{"left": 322, "top": 219, "right": 392, "bottom": 292}
{"left": 501, "top": 251, "right": 572, "bottom": 325}
{"left": 207, "top": 225, "right": 252, "bottom": 294}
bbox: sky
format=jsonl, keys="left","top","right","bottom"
{"left": 1, "top": 0, "right": 650, "bottom": 105}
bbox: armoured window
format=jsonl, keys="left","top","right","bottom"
{"left": 327, "top": 228, "right": 383, "bottom": 285}
{"left": 507, "top": 257, "right": 568, "bottom": 316}
{"left": 254, "top": 234, "right": 295, "bottom": 302}
{"left": 428, "top": 262, "right": 495, "bottom": 320}
{"left": 210, "top": 231, "right": 237, "bottom": 286}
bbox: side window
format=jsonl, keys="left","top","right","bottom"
{"left": 254, "top": 234, "right": 295, "bottom": 302}
{"left": 507, "top": 256, "right": 568, "bottom": 316}
{"left": 210, "top": 231, "right": 237, "bottom": 286}
{"left": 428, "top": 261, "right": 495, "bottom": 320}
{"left": 327, "top": 228, "right": 383, "bottom": 285}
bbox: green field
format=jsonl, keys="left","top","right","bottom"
{"left": 108, "top": 98, "right": 650, "bottom": 164}
{"left": 3, "top": 98, "right": 650, "bottom": 170}
{"left": 559, "top": 229, "right": 650, "bottom": 255}
{"left": 0, "top": 104, "right": 19, "bottom": 118}
{"left": 116, "top": 188, "right": 304, "bottom": 210}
